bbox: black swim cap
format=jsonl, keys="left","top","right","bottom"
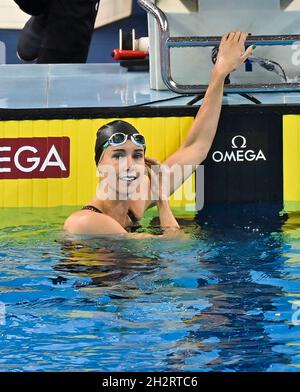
{"left": 95, "top": 120, "right": 143, "bottom": 165}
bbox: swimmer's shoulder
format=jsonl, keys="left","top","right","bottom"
{"left": 63, "top": 209, "right": 126, "bottom": 234}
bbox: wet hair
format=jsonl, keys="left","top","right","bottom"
{"left": 95, "top": 120, "right": 143, "bottom": 165}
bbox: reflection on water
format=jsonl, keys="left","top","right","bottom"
{"left": 0, "top": 203, "right": 300, "bottom": 371}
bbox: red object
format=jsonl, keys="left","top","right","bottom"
{"left": 112, "top": 49, "right": 148, "bottom": 61}
{"left": 0, "top": 137, "right": 70, "bottom": 179}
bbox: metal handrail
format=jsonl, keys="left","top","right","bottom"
{"left": 138, "top": 0, "right": 300, "bottom": 94}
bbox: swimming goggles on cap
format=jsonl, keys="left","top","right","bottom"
{"left": 102, "top": 133, "right": 146, "bottom": 149}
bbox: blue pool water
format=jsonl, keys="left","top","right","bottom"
{"left": 0, "top": 203, "right": 300, "bottom": 372}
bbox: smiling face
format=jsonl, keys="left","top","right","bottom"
{"left": 97, "top": 140, "right": 146, "bottom": 198}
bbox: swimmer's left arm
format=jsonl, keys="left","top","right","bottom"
{"left": 157, "top": 199, "right": 180, "bottom": 231}
{"left": 124, "top": 230, "right": 188, "bottom": 240}
{"left": 143, "top": 32, "right": 254, "bottom": 211}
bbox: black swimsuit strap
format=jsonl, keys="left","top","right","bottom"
{"left": 82, "top": 205, "right": 139, "bottom": 224}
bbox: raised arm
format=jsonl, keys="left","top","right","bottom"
{"left": 156, "top": 31, "right": 255, "bottom": 199}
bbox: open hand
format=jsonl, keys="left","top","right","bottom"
{"left": 214, "top": 32, "right": 255, "bottom": 77}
